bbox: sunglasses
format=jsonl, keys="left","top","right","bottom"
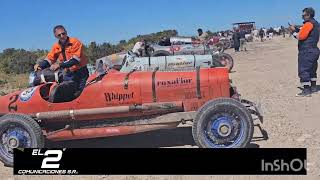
{"left": 56, "top": 32, "right": 66, "bottom": 38}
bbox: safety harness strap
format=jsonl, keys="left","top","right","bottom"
{"left": 196, "top": 66, "right": 202, "bottom": 99}
{"left": 152, "top": 67, "right": 159, "bottom": 102}
{"left": 124, "top": 69, "right": 136, "bottom": 89}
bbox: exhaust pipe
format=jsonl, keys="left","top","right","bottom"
{"left": 46, "top": 122, "right": 180, "bottom": 141}
{"left": 36, "top": 101, "right": 183, "bottom": 122}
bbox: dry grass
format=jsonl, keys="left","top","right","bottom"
{"left": 0, "top": 72, "right": 29, "bottom": 95}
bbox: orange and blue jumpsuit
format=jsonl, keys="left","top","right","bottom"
{"left": 293, "top": 18, "right": 320, "bottom": 85}
{"left": 39, "top": 37, "right": 89, "bottom": 91}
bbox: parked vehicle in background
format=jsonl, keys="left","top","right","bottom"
{"left": 145, "top": 36, "right": 225, "bottom": 57}
{"left": 96, "top": 50, "right": 234, "bottom": 72}
{"left": 232, "top": 22, "right": 256, "bottom": 42}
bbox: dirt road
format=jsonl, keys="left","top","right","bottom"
{"left": 1, "top": 36, "right": 319, "bottom": 179}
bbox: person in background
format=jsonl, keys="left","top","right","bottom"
{"left": 158, "top": 36, "right": 171, "bottom": 46}
{"left": 232, "top": 28, "right": 241, "bottom": 52}
{"left": 132, "top": 40, "right": 145, "bottom": 57}
{"left": 281, "top": 26, "right": 286, "bottom": 38}
{"left": 259, "top": 28, "right": 265, "bottom": 42}
{"left": 239, "top": 30, "right": 247, "bottom": 51}
{"left": 197, "top": 28, "right": 208, "bottom": 43}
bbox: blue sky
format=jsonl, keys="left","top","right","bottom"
{"left": 0, "top": 0, "right": 319, "bottom": 52}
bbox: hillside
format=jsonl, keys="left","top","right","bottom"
{"left": 0, "top": 29, "right": 179, "bottom": 94}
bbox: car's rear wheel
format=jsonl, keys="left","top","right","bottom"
{"left": 192, "top": 98, "right": 253, "bottom": 148}
{"left": 0, "top": 114, "right": 44, "bottom": 167}
{"left": 217, "top": 53, "right": 234, "bottom": 72}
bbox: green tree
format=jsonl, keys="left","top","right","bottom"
{"left": 0, "top": 48, "right": 47, "bottom": 74}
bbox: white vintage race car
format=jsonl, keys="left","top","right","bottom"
{"left": 96, "top": 51, "right": 234, "bottom": 73}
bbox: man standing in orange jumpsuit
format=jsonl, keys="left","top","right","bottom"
{"left": 290, "top": 8, "right": 319, "bottom": 97}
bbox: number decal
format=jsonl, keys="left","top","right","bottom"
{"left": 41, "top": 150, "right": 63, "bottom": 169}
{"left": 8, "top": 94, "right": 19, "bottom": 112}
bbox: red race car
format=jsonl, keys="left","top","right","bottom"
{"left": 0, "top": 67, "right": 265, "bottom": 167}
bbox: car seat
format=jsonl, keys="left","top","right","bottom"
{"left": 48, "top": 81, "right": 78, "bottom": 103}
{"left": 32, "top": 68, "right": 64, "bottom": 87}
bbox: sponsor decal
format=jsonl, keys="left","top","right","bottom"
{"left": 104, "top": 92, "right": 134, "bottom": 102}
{"left": 20, "top": 87, "right": 37, "bottom": 102}
{"left": 167, "top": 61, "right": 193, "bottom": 67}
{"left": 157, "top": 77, "right": 192, "bottom": 87}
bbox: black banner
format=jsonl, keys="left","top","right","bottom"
{"left": 13, "top": 148, "right": 307, "bottom": 175}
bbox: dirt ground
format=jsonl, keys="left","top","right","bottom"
{"left": 1, "top": 36, "right": 320, "bottom": 179}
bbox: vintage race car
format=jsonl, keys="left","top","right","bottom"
{"left": 120, "top": 53, "right": 234, "bottom": 72}
{"left": 0, "top": 67, "right": 265, "bottom": 167}
{"left": 96, "top": 51, "right": 234, "bottom": 73}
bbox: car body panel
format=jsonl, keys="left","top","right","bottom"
{"left": 0, "top": 68, "right": 230, "bottom": 121}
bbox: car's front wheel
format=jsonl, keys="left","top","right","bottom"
{"left": 0, "top": 114, "right": 44, "bottom": 167}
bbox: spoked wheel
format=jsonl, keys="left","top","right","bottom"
{"left": 0, "top": 114, "right": 44, "bottom": 167}
{"left": 219, "top": 38, "right": 231, "bottom": 49}
{"left": 217, "top": 53, "right": 234, "bottom": 72}
{"left": 192, "top": 98, "right": 253, "bottom": 148}
{"left": 212, "top": 42, "right": 225, "bottom": 53}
